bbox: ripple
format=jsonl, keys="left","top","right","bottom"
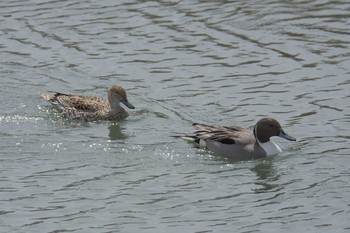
{"left": 1, "top": 0, "right": 350, "bottom": 232}
{"left": 0, "top": 114, "right": 43, "bottom": 123}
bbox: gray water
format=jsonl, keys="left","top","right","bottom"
{"left": 1, "top": 0, "right": 350, "bottom": 232}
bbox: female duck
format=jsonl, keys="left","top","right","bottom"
{"left": 41, "top": 85, "right": 135, "bottom": 122}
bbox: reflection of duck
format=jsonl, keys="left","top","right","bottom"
{"left": 40, "top": 85, "right": 135, "bottom": 122}
{"left": 108, "top": 124, "right": 128, "bottom": 140}
{"left": 251, "top": 160, "right": 280, "bottom": 193}
{"left": 251, "top": 160, "right": 274, "bottom": 180}
{"left": 184, "top": 118, "right": 296, "bottom": 160}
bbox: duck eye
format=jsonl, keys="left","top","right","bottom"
{"left": 269, "top": 124, "right": 274, "bottom": 128}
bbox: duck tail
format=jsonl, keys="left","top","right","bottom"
{"left": 39, "top": 93, "right": 52, "bottom": 101}
{"left": 170, "top": 133, "right": 200, "bottom": 144}
{"left": 39, "top": 92, "right": 67, "bottom": 113}
{"left": 182, "top": 135, "right": 201, "bottom": 144}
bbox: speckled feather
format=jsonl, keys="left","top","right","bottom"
{"left": 40, "top": 85, "right": 134, "bottom": 122}
{"left": 52, "top": 93, "right": 109, "bottom": 112}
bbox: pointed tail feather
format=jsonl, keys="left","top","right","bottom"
{"left": 182, "top": 135, "right": 201, "bottom": 145}
{"left": 39, "top": 92, "right": 66, "bottom": 112}
{"left": 39, "top": 93, "right": 52, "bottom": 101}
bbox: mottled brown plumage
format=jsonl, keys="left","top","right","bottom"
{"left": 40, "top": 85, "right": 135, "bottom": 122}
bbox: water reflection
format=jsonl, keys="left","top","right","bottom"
{"left": 251, "top": 159, "right": 280, "bottom": 193}
{"left": 108, "top": 123, "right": 127, "bottom": 140}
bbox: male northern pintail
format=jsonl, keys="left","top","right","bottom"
{"left": 40, "top": 85, "right": 135, "bottom": 122}
{"left": 183, "top": 117, "right": 296, "bottom": 160}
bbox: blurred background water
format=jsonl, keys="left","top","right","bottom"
{"left": 1, "top": 0, "right": 350, "bottom": 232}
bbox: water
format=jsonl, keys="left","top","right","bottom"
{"left": 1, "top": 0, "right": 350, "bottom": 232}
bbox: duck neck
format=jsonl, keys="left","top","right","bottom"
{"left": 108, "top": 97, "right": 123, "bottom": 113}
{"left": 254, "top": 125, "right": 281, "bottom": 155}
{"left": 254, "top": 125, "right": 269, "bottom": 143}
{"left": 110, "top": 103, "right": 124, "bottom": 113}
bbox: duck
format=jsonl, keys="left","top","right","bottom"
{"left": 183, "top": 117, "right": 296, "bottom": 160}
{"left": 40, "top": 85, "right": 135, "bottom": 122}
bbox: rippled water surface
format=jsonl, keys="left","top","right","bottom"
{"left": 1, "top": 0, "right": 350, "bottom": 232}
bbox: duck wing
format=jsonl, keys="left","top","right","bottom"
{"left": 45, "top": 93, "right": 109, "bottom": 112}
{"left": 185, "top": 123, "right": 255, "bottom": 145}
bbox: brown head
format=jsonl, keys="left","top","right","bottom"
{"left": 254, "top": 117, "right": 296, "bottom": 143}
{"left": 108, "top": 85, "right": 135, "bottom": 111}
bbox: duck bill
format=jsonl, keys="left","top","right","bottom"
{"left": 279, "top": 130, "right": 296, "bottom": 141}
{"left": 121, "top": 99, "right": 135, "bottom": 109}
